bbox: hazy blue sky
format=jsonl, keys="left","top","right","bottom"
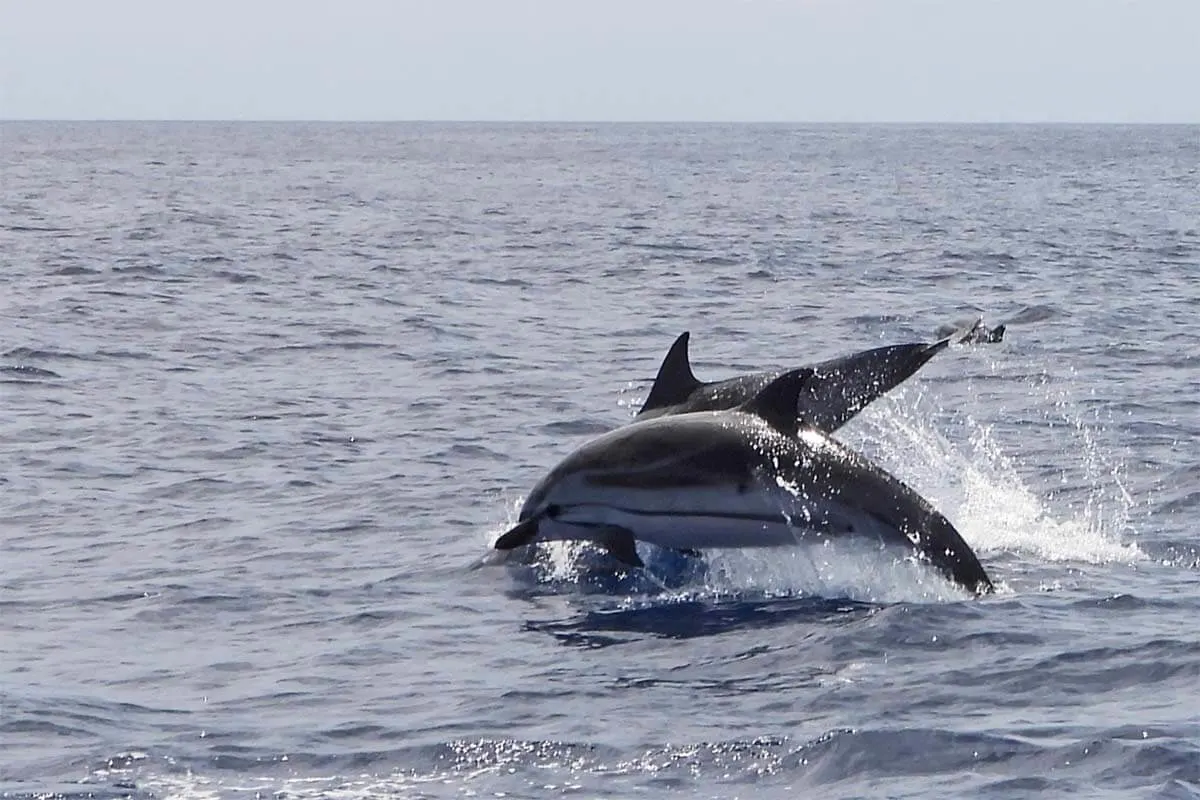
{"left": 2, "top": 0, "right": 1197, "bottom": 121}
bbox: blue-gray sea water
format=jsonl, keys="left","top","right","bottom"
{"left": 2, "top": 122, "right": 1198, "bottom": 799}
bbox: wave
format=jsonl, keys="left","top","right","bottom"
{"left": 49, "top": 725, "right": 1200, "bottom": 800}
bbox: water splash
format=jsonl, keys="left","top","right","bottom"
{"left": 842, "top": 377, "right": 1141, "bottom": 566}
{"left": 696, "top": 543, "right": 973, "bottom": 604}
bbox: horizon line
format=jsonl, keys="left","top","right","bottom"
{"left": 2, "top": 118, "right": 1199, "bottom": 126}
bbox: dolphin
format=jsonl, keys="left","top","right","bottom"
{"left": 634, "top": 331, "right": 952, "bottom": 431}
{"left": 493, "top": 369, "right": 994, "bottom": 595}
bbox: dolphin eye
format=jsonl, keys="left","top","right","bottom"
{"left": 545, "top": 504, "right": 562, "bottom": 519}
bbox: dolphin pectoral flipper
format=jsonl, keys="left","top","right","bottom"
{"left": 594, "top": 526, "right": 645, "bottom": 569}
{"left": 494, "top": 517, "right": 540, "bottom": 550}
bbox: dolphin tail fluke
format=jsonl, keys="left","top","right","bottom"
{"left": 493, "top": 517, "right": 539, "bottom": 550}
{"left": 596, "top": 526, "right": 644, "bottom": 568}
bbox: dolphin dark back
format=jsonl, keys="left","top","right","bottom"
{"left": 636, "top": 332, "right": 949, "bottom": 431}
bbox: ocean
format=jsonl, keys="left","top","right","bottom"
{"left": 1, "top": 121, "right": 1198, "bottom": 799}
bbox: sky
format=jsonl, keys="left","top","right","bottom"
{"left": 1, "top": 0, "right": 1198, "bottom": 122}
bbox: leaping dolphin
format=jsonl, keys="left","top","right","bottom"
{"left": 635, "top": 331, "right": 952, "bottom": 431}
{"left": 493, "top": 369, "right": 994, "bottom": 595}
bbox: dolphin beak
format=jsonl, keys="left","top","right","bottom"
{"left": 493, "top": 516, "right": 540, "bottom": 550}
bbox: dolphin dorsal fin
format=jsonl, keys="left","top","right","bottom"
{"left": 737, "top": 368, "right": 815, "bottom": 435}
{"left": 637, "top": 332, "right": 702, "bottom": 415}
